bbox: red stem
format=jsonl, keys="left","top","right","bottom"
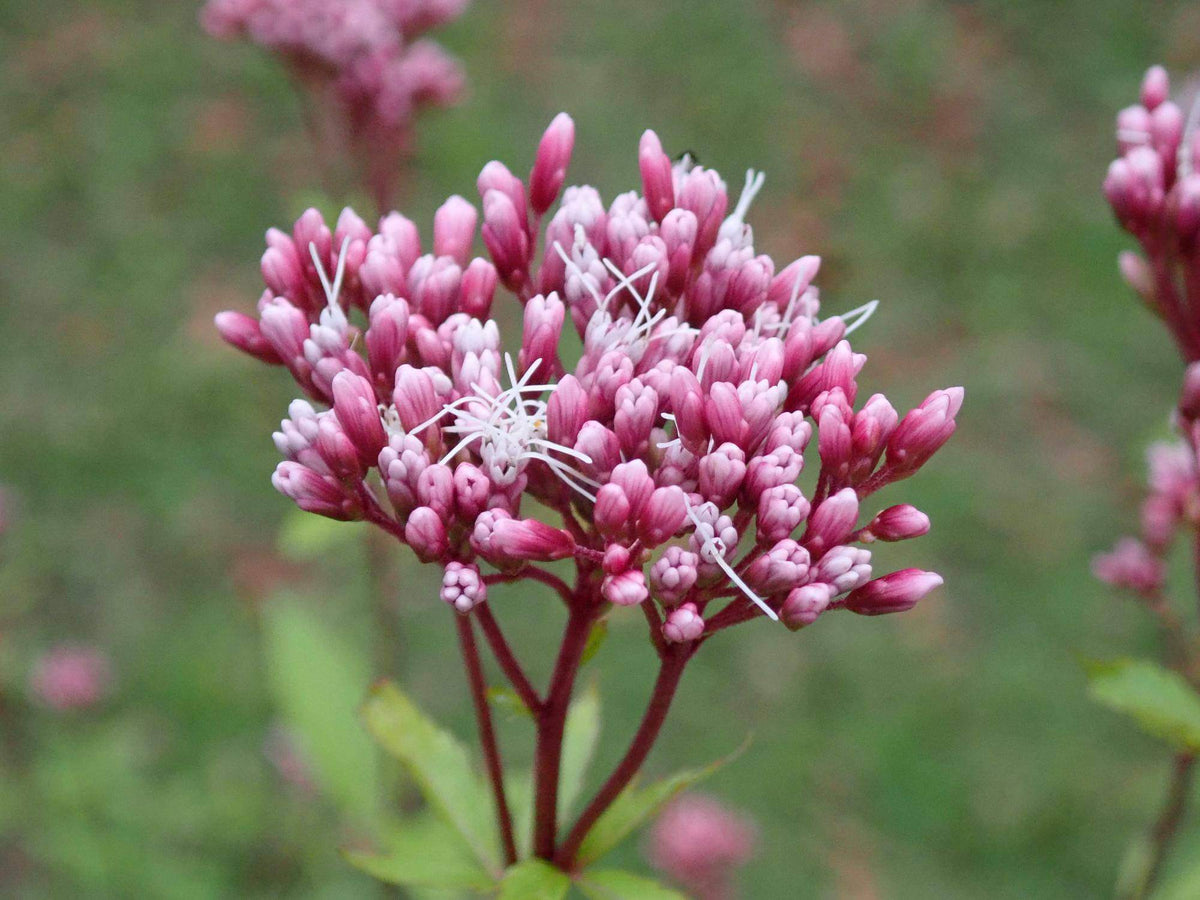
{"left": 475, "top": 602, "right": 543, "bottom": 713}
{"left": 532, "top": 599, "right": 596, "bottom": 859}
{"left": 1138, "top": 752, "right": 1196, "bottom": 898}
{"left": 555, "top": 645, "right": 692, "bottom": 869}
{"left": 456, "top": 614, "right": 518, "bottom": 866}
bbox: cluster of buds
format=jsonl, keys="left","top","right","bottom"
{"left": 217, "top": 114, "right": 960, "bottom": 644}
{"left": 29, "top": 646, "right": 112, "bottom": 711}
{"left": 646, "top": 793, "right": 756, "bottom": 900}
{"left": 201, "top": 0, "right": 467, "bottom": 208}
{"left": 1104, "top": 65, "right": 1200, "bottom": 359}
{"left": 1094, "top": 364, "right": 1200, "bottom": 600}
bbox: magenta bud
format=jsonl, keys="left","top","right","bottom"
{"left": 1118, "top": 251, "right": 1153, "bottom": 302}
{"left": 520, "top": 292, "right": 566, "bottom": 374}
{"left": 603, "top": 568, "right": 649, "bottom": 607}
{"left": 637, "top": 486, "right": 689, "bottom": 547}
{"left": 594, "top": 483, "right": 633, "bottom": 536}
{"left": 331, "top": 371, "right": 387, "bottom": 466}
{"left": 366, "top": 294, "right": 410, "bottom": 387}
{"left": 470, "top": 508, "right": 514, "bottom": 562}
{"left": 698, "top": 442, "right": 748, "bottom": 508}
{"left": 481, "top": 189, "right": 530, "bottom": 290}
{"left": 433, "top": 195, "right": 477, "bottom": 265}
{"left": 639, "top": 129, "right": 676, "bottom": 222}
{"left": 803, "top": 487, "right": 859, "bottom": 556}
{"left": 316, "top": 414, "right": 362, "bottom": 478}
{"left": 441, "top": 561, "right": 486, "bottom": 613}
{"left": 862, "top": 504, "right": 930, "bottom": 542}
{"left": 417, "top": 463, "right": 455, "bottom": 519}
{"left": 842, "top": 569, "right": 943, "bottom": 616}
{"left": 405, "top": 506, "right": 449, "bottom": 562}
{"left": 603, "top": 544, "right": 632, "bottom": 575}
{"left": 272, "top": 461, "right": 359, "bottom": 520}
{"left": 575, "top": 421, "right": 622, "bottom": 480}
{"left": 460, "top": 258, "right": 498, "bottom": 319}
{"left": 491, "top": 517, "right": 576, "bottom": 560}
{"left": 547, "top": 374, "right": 589, "bottom": 447}
{"left": 885, "top": 386, "right": 965, "bottom": 477}
{"left": 393, "top": 365, "right": 441, "bottom": 432}
{"left": 258, "top": 296, "right": 310, "bottom": 364}
{"left": 215, "top": 310, "right": 282, "bottom": 364}
{"left": 756, "top": 484, "right": 811, "bottom": 544}
{"left": 780, "top": 583, "right": 833, "bottom": 631}
{"left": 663, "top": 602, "right": 704, "bottom": 643}
{"left": 1142, "top": 65, "right": 1170, "bottom": 110}
{"left": 530, "top": 113, "right": 575, "bottom": 215}
{"left": 453, "top": 463, "right": 491, "bottom": 521}
{"left": 650, "top": 546, "right": 701, "bottom": 605}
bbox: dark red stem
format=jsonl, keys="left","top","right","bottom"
{"left": 555, "top": 645, "right": 692, "bottom": 869}
{"left": 456, "top": 614, "right": 518, "bottom": 866}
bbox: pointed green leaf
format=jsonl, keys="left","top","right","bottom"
{"left": 343, "top": 815, "right": 494, "bottom": 891}
{"left": 506, "top": 772, "right": 533, "bottom": 859}
{"left": 579, "top": 869, "right": 688, "bottom": 900}
{"left": 1154, "top": 848, "right": 1200, "bottom": 900}
{"left": 261, "top": 597, "right": 377, "bottom": 818}
{"left": 497, "top": 859, "right": 570, "bottom": 900}
{"left": 487, "top": 686, "right": 534, "bottom": 720}
{"left": 576, "top": 738, "right": 749, "bottom": 867}
{"left": 1086, "top": 658, "right": 1200, "bottom": 751}
{"left": 362, "top": 681, "right": 500, "bottom": 871}
{"left": 558, "top": 681, "right": 602, "bottom": 822}
{"left": 580, "top": 620, "right": 609, "bottom": 667}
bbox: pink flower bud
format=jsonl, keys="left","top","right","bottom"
{"left": 1142, "top": 65, "right": 1170, "bottom": 110}
{"left": 331, "top": 371, "right": 387, "bottom": 466}
{"left": 459, "top": 257, "right": 498, "bottom": 319}
{"left": 862, "top": 504, "right": 930, "bottom": 542}
{"left": 481, "top": 189, "right": 531, "bottom": 290}
{"left": 803, "top": 487, "right": 859, "bottom": 556}
{"left": 885, "top": 386, "right": 964, "bottom": 478}
{"left": 393, "top": 365, "right": 441, "bottom": 432}
{"left": 1093, "top": 538, "right": 1165, "bottom": 597}
{"left": 547, "top": 374, "right": 589, "bottom": 447}
{"left": 663, "top": 602, "right": 704, "bottom": 643}
{"left": 366, "top": 294, "right": 410, "bottom": 389}
{"left": 491, "top": 517, "right": 576, "bottom": 560}
{"left": 259, "top": 296, "right": 311, "bottom": 364}
{"left": 477, "top": 160, "right": 528, "bottom": 222}
{"left": 30, "top": 646, "right": 112, "bottom": 710}
{"left": 594, "top": 483, "right": 633, "bottom": 537}
{"left": 639, "top": 129, "right": 676, "bottom": 222}
{"left": 417, "top": 463, "right": 455, "bottom": 519}
{"left": 614, "top": 379, "right": 660, "bottom": 456}
{"left": 756, "top": 484, "right": 811, "bottom": 544}
{"left": 647, "top": 794, "right": 756, "bottom": 892}
{"left": 842, "top": 569, "right": 943, "bottom": 615}
{"left": 520, "top": 292, "right": 565, "bottom": 374}
{"left": 745, "top": 539, "right": 810, "bottom": 595}
{"left": 637, "top": 486, "right": 689, "bottom": 547}
{"left": 575, "top": 421, "right": 622, "bottom": 480}
{"left": 379, "top": 433, "right": 429, "bottom": 516}
{"left": 530, "top": 113, "right": 575, "bottom": 215}
{"left": 405, "top": 506, "right": 449, "bottom": 562}
{"left": 272, "top": 461, "right": 359, "bottom": 520}
{"left": 603, "top": 568, "right": 649, "bottom": 606}
{"left": 214, "top": 311, "right": 282, "bottom": 364}
{"left": 814, "top": 545, "right": 873, "bottom": 594}
{"left": 453, "top": 463, "right": 491, "bottom": 522}
{"left": 470, "top": 508, "right": 513, "bottom": 561}
{"left": 650, "top": 546, "right": 701, "bottom": 605}
{"left": 315, "top": 413, "right": 362, "bottom": 478}
{"left": 780, "top": 583, "right": 833, "bottom": 631}
{"left": 850, "top": 393, "right": 898, "bottom": 482}
{"left": 698, "top": 442, "right": 747, "bottom": 508}
{"left": 441, "top": 561, "right": 486, "bottom": 613}
{"left": 433, "top": 195, "right": 477, "bottom": 265}
{"left": 743, "top": 446, "right": 804, "bottom": 500}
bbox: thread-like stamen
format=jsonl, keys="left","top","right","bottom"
{"left": 685, "top": 503, "right": 778, "bottom": 621}
{"left": 308, "top": 236, "right": 353, "bottom": 308}
{"left": 839, "top": 299, "right": 880, "bottom": 336}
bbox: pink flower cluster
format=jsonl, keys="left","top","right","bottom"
{"left": 201, "top": 0, "right": 466, "bottom": 205}
{"left": 1104, "top": 65, "right": 1200, "bottom": 360}
{"left": 217, "top": 115, "right": 960, "bottom": 640}
{"left": 647, "top": 793, "right": 756, "bottom": 900}
{"left": 29, "top": 645, "right": 112, "bottom": 711}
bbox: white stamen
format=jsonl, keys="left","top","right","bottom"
{"left": 839, "top": 299, "right": 879, "bottom": 336}
{"left": 309, "top": 236, "right": 353, "bottom": 309}
{"left": 685, "top": 503, "right": 778, "bottom": 621}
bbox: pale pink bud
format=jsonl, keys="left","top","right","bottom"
{"left": 315, "top": 413, "right": 362, "bottom": 478}
{"left": 698, "top": 442, "right": 747, "bottom": 508}
{"left": 215, "top": 310, "right": 282, "bottom": 364}
{"left": 491, "top": 517, "right": 576, "bottom": 560}
{"left": 850, "top": 393, "right": 898, "bottom": 482}
{"left": 272, "top": 461, "right": 359, "bottom": 520}
{"left": 575, "top": 421, "right": 622, "bottom": 480}
{"left": 547, "top": 375, "right": 589, "bottom": 447}
{"left": 30, "top": 646, "right": 112, "bottom": 710}
{"left": 407, "top": 255, "right": 462, "bottom": 325}
{"left": 675, "top": 166, "right": 728, "bottom": 261}
{"left": 417, "top": 463, "right": 455, "bottom": 519}
{"left": 1093, "top": 538, "right": 1165, "bottom": 597}
{"left": 610, "top": 460, "right": 656, "bottom": 516}
{"left": 379, "top": 433, "right": 429, "bottom": 515}
{"left": 814, "top": 545, "right": 873, "bottom": 594}
{"left": 477, "top": 160, "right": 528, "bottom": 222}
{"left": 441, "top": 561, "right": 486, "bottom": 613}
{"left": 767, "top": 255, "right": 821, "bottom": 307}
{"left": 885, "top": 387, "right": 965, "bottom": 477}
{"left": 660, "top": 208, "right": 697, "bottom": 293}
{"left": 594, "top": 483, "right": 633, "bottom": 537}
{"left": 862, "top": 504, "right": 930, "bottom": 542}
{"left": 742, "top": 446, "right": 805, "bottom": 501}
{"left": 843, "top": 569, "right": 943, "bottom": 615}
{"left": 663, "top": 602, "right": 704, "bottom": 643}
{"left": 258, "top": 296, "right": 311, "bottom": 363}
{"left": 803, "top": 488, "right": 859, "bottom": 556}
{"left": 393, "top": 365, "right": 441, "bottom": 431}
{"left": 331, "top": 371, "right": 387, "bottom": 466}
{"left": 366, "top": 294, "right": 410, "bottom": 388}
{"left": 637, "top": 486, "right": 689, "bottom": 547}
{"left": 405, "top": 506, "right": 449, "bottom": 562}
{"left": 453, "top": 463, "right": 491, "bottom": 522}
{"left": 650, "top": 546, "right": 701, "bottom": 605}
{"left": 433, "top": 195, "right": 477, "bottom": 265}
{"left": 460, "top": 257, "right": 499, "bottom": 319}
{"left": 614, "top": 379, "right": 660, "bottom": 456}
{"left": 520, "top": 292, "right": 565, "bottom": 374}
{"left": 470, "top": 508, "right": 514, "bottom": 562}
{"left": 481, "top": 189, "right": 530, "bottom": 290}
{"left": 530, "top": 113, "right": 575, "bottom": 215}
{"left": 756, "top": 484, "right": 811, "bottom": 544}
{"left": 780, "top": 582, "right": 833, "bottom": 631}
{"left": 745, "top": 539, "right": 810, "bottom": 595}
{"left": 603, "top": 568, "right": 649, "bottom": 607}
{"left": 1142, "top": 65, "right": 1170, "bottom": 111}
{"left": 639, "top": 130, "right": 676, "bottom": 222}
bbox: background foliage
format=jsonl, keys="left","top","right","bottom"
{"left": 2, "top": 0, "right": 1199, "bottom": 895}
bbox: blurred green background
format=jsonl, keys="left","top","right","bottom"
{"left": 2, "top": 0, "right": 1199, "bottom": 896}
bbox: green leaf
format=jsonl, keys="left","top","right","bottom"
{"left": 580, "top": 620, "right": 609, "bottom": 667}
{"left": 506, "top": 773, "right": 533, "bottom": 859}
{"left": 558, "top": 681, "right": 602, "bottom": 822}
{"left": 1113, "top": 834, "right": 1153, "bottom": 900}
{"left": 578, "top": 870, "right": 689, "bottom": 900}
{"left": 362, "top": 681, "right": 501, "bottom": 871}
{"left": 343, "top": 815, "right": 495, "bottom": 892}
{"left": 487, "top": 686, "right": 534, "bottom": 720}
{"left": 1154, "top": 848, "right": 1200, "bottom": 900}
{"left": 261, "top": 597, "right": 378, "bottom": 818}
{"left": 497, "top": 859, "right": 570, "bottom": 900}
{"left": 1086, "top": 658, "right": 1200, "bottom": 751}
{"left": 576, "top": 738, "right": 749, "bottom": 867}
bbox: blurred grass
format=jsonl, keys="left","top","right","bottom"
{"left": 2, "top": 0, "right": 1200, "bottom": 895}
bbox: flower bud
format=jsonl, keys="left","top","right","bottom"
{"left": 663, "top": 602, "right": 704, "bottom": 643}
{"left": 433, "top": 195, "right": 477, "bottom": 265}
{"left": 530, "top": 113, "right": 575, "bottom": 215}
{"left": 1093, "top": 538, "right": 1164, "bottom": 597}
{"left": 459, "top": 257, "right": 499, "bottom": 319}
{"left": 803, "top": 488, "right": 859, "bottom": 557}
{"left": 650, "top": 546, "right": 701, "bottom": 605}
{"left": 405, "top": 506, "right": 449, "bottom": 562}
{"left": 491, "top": 517, "right": 576, "bottom": 560}
{"left": 331, "top": 371, "right": 387, "bottom": 467}
{"left": 272, "top": 461, "right": 359, "bottom": 520}
{"left": 885, "top": 387, "right": 965, "bottom": 478}
{"left": 639, "top": 129, "right": 676, "bottom": 222}
{"left": 603, "top": 568, "right": 649, "bottom": 607}
{"left": 842, "top": 569, "right": 943, "bottom": 615}
{"left": 861, "top": 504, "right": 930, "bottom": 542}
{"left": 215, "top": 311, "right": 282, "bottom": 364}
{"left": 780, "top": 583, "right": 833, "bottom": 631}
{"left": 594, "top": 483, "right": 633, "bottom": 537}
{"left": 441, "top": 561, "right": 486, "bottom": 613}
{"left": 637, "top": 486, "right": 689, "bottom": 547}
{"left": 756, "top": 484, "right": 811, "bottom": 544}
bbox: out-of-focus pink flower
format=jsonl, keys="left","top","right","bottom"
{"left": 29, "top": 646, "right": 112, "bottom": 711}
{"left": 1093, "top": 537, "right": 1166, "bottom": 599}
{"left": 647, "top": 793, "right": 756, "bottom": 900}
